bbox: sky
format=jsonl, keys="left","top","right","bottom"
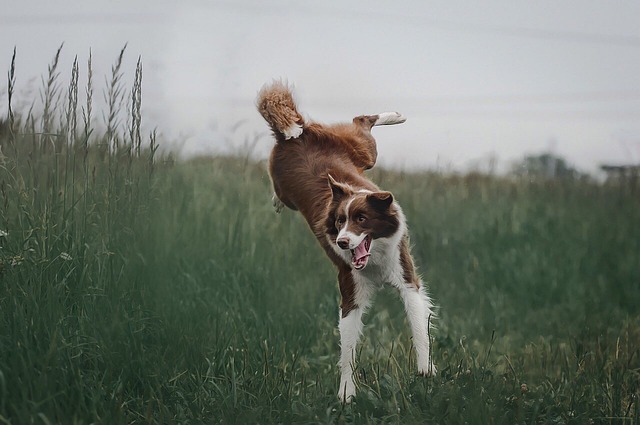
{"left": 2, "top": 0, "right": 640, "bottom": 174}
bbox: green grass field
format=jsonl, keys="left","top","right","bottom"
{"left": 1, "top": 50, "right": 639, "bottom": 424}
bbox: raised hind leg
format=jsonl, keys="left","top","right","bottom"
{"left": 353, "top": 112, "right": 406, "bottom": 130}
{"left": 350, "top": 112, "right": 407, "bottom": 170}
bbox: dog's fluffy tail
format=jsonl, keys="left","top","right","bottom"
{"left": 257, "top": 81, "right": 305, "bottom": 141}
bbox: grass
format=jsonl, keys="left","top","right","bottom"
{"left": 0, "top": 48, "right": 639, "bottom": 424}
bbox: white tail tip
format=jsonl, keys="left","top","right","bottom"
{"left": 283, "top": 123, "right": 303, "bottom": 140}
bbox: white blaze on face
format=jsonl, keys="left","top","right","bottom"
{"left": 336, "top": 197, "right": 372, "bottom": 270}
{"left": 337, "top": 228, "right": 367, "bottom": 250}
{"left": 337, "top": 198, "right": 366, "bottom": 249}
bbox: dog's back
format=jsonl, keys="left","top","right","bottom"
{"left": 257, "top": 81, "right": 392, "bottom": 229}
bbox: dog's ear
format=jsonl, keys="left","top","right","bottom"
{"left": 367, "top": 191, "right": 394, "bottom": 210}
{"left": 328, "top": 174, "right": 350, "bottom": 201}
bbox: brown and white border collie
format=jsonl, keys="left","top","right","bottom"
{"left": 257, "top": 81, "right": 436, "bottom": 402}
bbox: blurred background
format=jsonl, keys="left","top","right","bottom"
{"left": 2, "top": 2, "right": 640, "bottom": 422}
{"left": 2, "top": 0, "right": 640, "bottom": 175}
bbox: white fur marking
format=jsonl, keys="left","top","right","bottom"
{"left": 272, "top": 192, "right": 284, "bottom": 213}
{"left": 337, "top": 229, "right": 367, "bottom": 250}
{"left": 344, "top": 197, "right": 355, "bottom": 216}
{"left": 337, "top": 308, "right": 363, "bottom": 402}
{"left": 283, "top": 123, "right": 303, "bottom": 139}
{"left": 330, "top": 197, "right": 436, "bottom": 401}
{"left": 374, "top": 112, "right": 406, "bottom": 126}
{"left": 337, "top": 279, "right": 375, "bottom": 403}
{"left": 399, "top": 284, "right": 436, "bottom": 376}
{"left": 336, "top": 197, "right": 366, "bottom": 249}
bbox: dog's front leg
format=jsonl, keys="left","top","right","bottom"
{"left": 336, "top": 269, "right": 373, "bottom": 403}
{"left": 399, "top": 283, "right": 437, "bottom": 376}
{"left": 337, "top": 306, "right": 363, "bottom": 403}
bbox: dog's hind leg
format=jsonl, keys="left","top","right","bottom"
{"left": 271, "top": 192, "right": 285, "bottom": 213}
{"left": 269, "top": 177, "right": 297, "bottom": 212}
{"left": 350, "top": 112, "right": 407, "bottom": 170}
{"left": 353, "top": 112, "right": 406, "bottom": 132}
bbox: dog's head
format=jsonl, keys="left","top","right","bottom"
{"left": 325, "top": 175, "right": 401, "bottom": 270}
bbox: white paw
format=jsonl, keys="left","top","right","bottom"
{"left": 337, "top": 380, "right": 356, "bottom": 403}
{"left": 272, "top": 193, "right": 284, "bottom": 214}
{"left": 374, "top": 111, "right": 406, "bottom": 126}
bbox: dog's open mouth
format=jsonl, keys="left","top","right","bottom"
{"left": 351, "top": 235, "right": 371, "bottom": 270}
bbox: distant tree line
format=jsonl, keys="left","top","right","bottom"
{"left": 511, "top": 152, "right": 586, "bottom": 180}
{"left": 510, "top": 151, "right": 639, "bottom": 194}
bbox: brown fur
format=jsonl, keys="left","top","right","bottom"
{"left": 257, "top": 82, "right": 419, "bottom": 316}
{"left": 400, "top": 238, "right": 420, "bottom": 289}
{"left": 268, "top": 122, "right": 380, "bottom": 238}
{"left": 257, "top": 81, "right": 304, "bottom": 140}
{"left": 331, "top": 194, "right": 400, "bottom": 242}
{"left": 258, "top": 83, "right": 437, "bottom": 398}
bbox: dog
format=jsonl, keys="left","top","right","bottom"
{"left": 256, "top": 81, "right": 436, "bottom": 402}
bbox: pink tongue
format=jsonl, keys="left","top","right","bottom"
{"left": 354, "top": 238, "right": 370, "bottom": 261}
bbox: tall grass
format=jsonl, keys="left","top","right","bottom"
{"left": 1, "top": 48, "right": 639, "bottom": 424}
{"left": 0, "top": 46, "right": 160, "bottom": 423}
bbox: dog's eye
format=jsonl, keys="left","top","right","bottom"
{"left": 356, "top": 215, "right": 366, "bottom": 223}
{"left": 336, "top": 217, "right": 345, "bottom": 226}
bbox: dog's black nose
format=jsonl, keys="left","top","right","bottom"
{"left": 337, "top": 239, "right": 350, "bottom": 250}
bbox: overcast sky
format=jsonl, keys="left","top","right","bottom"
{"left": 2, "top": 0, "right": 640, "bottom": 174}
